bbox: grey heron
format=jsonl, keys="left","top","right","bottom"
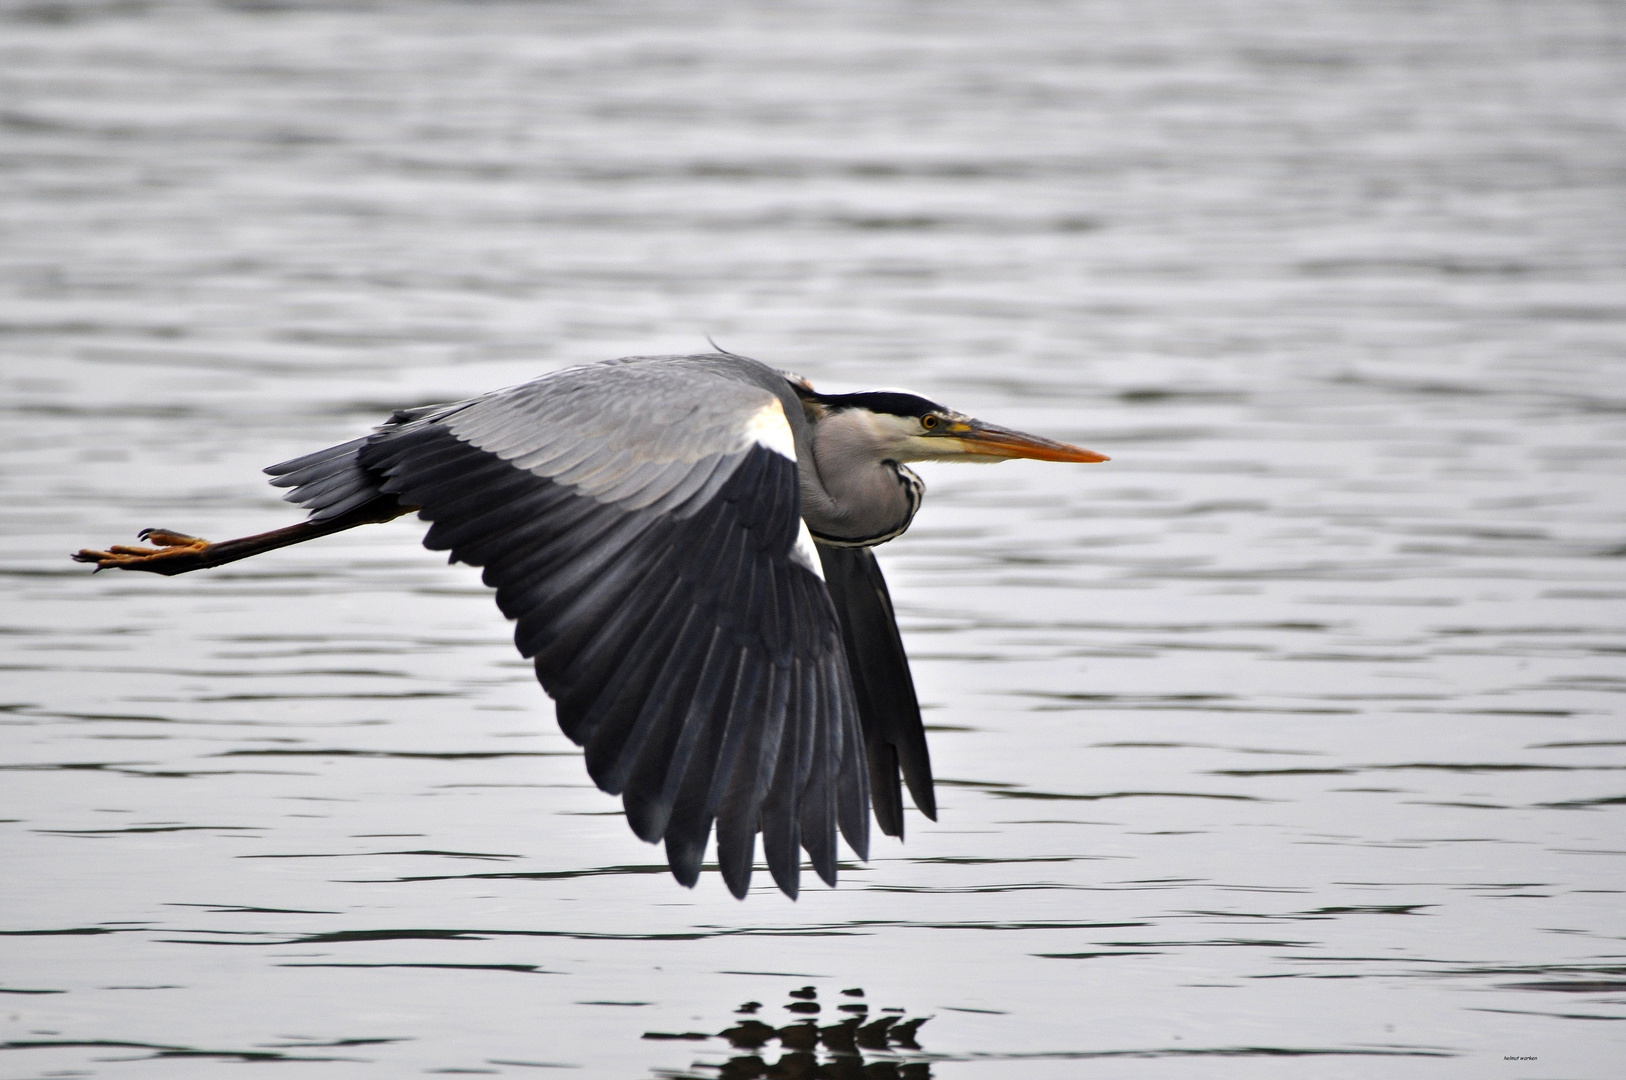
{"left": 75, "top": 352, "right": 1107, "bottom": 899}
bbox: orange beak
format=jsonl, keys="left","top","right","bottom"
{"left": 953, "top": 421, "right": 1109, "bottom": 463}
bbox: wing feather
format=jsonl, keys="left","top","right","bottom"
{"left": 587, "top": 601, "right": 712, "bottom": 798}
{"left": 641, "top": 627, "right": 735, "bottom": 862}
{"left": 798, "top": 664, "right": 839, "bottom": 888}
{"left": 272, "top": 355, "right": 881, "bottom": 899}
{"left": 761, "top": 659, "right": 811, "bottom": 898}
{"left": 816, "top": 544, "right": 937, "bottom": 836}
{"left": 716, "top": 662, "right": 790, "bottom": 897}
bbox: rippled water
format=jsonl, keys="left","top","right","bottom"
{"left": 3, "top": 0, "right": 1625, "bottom": 1076}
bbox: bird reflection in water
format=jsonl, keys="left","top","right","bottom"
{"left": 646, "top": 985, "right": 931, "bottom": 1079}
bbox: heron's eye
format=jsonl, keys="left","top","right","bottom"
{"left": 921, "top": 414, "right": 939, "bottom": 430}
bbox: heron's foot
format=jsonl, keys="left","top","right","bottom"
{"left": 73, "top": 529, "right": 213, "bottom": 574}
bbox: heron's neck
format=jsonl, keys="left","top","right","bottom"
{"left": 800, "top": 412, "right": 924, "bottom": 546}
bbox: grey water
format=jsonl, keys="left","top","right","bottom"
{"left": 2, "top": 0, "right": 1624, "bottom": 1076}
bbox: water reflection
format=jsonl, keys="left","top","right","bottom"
{"left": 647, "top": 986, "right": 931, "bottom": 1080}
{"left": 636, "top": 985, "right": 1472, "bottom": 1076}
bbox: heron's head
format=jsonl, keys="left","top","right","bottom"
{"left": 800, "top": 389, "right": 1109, "bottom": 465}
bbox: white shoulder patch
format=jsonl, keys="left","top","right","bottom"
{"left": 742, "top": 398, "right": 797, "bottom": 461}
{"left": 791, "top": 517, "right": 824, "bottom": 579}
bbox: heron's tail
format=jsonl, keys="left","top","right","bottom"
{"left": 264, "top": 436, "right": 383, "bottom": 521}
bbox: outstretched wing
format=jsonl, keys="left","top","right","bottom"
{"left": 817, "top": 544, "right": 936, "bottom": 838}
{"left": 269, "top": 357, "right": 870, "bottom": 899}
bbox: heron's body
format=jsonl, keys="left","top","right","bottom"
{"left": 76, "top": 352, "right": 1106, "bottom": 899}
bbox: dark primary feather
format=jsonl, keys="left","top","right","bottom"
{"left": 816, "top": 544, "right": 936, "bottom": 837}
{"left": 347, "top": 420, "right": 866, "bottom": 899}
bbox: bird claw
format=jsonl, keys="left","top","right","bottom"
{"left": 136, "top": 528, "right": 206, "bottom": 546}
{"left": 73, "top": 529, "right": 212, "bottom": 573}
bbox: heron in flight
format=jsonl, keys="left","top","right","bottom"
{"left": 76, "top": 352, "right": 1107, "bottom": 899}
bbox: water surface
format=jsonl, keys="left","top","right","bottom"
{"left": 2, "top": 1, "right": 1624, "bottom": 1076}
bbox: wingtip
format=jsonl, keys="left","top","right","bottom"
{"left": 769, "top": 860, "right": 800, "bottom": 900}
{"left": 906, "top": 778, "right": 938, "bottom": 822}
{"left": 717, "top": 828, "right": 756, "bottom": 899}
{"left": 840, "top": 797, "right": 871, "bottom": 860}
{"left": 841, "top": 818, "right": 871, "bottom": 862}
{"left": 665, "top": 834, "right": 706, "bottom": 889}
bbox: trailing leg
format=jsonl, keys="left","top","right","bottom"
{"left": 73, "top": 498, "right": 413, "bottom": 576}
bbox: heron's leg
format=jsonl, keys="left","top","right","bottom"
{"left": 73, "top": 499, "right": 414, "bottom": 576}
{"left": 75, "top": 529, "right": 220, "bottom": 575}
